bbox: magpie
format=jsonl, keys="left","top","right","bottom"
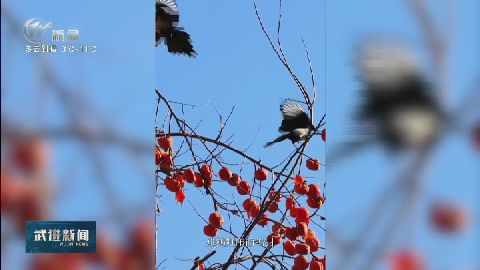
{"left": 265, "top": 100, "right": 315, "bottom": 147}
{"left": 356, "top": 41, "right": 442, "bottom": 149}
{"left": 156, "top": 0, "right": 196, "bottom": 57}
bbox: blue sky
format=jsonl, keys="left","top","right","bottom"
{"left": 2, "top": 0, "right": 153, "bottom": 269}
{"left": 1, "top": 0, "right": 478, "bottom": 269}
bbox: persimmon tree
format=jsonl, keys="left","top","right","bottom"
{"left": 154, "top": 1, "right": 326, "bottom": 269}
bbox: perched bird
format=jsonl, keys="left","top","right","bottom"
{"left": 265, "top": 100, "right": 315, "bottom": 147}
{"left": 155, "top": 0, "right": 196, "bottom": 57}
{"left": 356, "top": 41, "right": 442, "bottom": 149}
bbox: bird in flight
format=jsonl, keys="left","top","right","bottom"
{"left": 356, "top": 40, "right": 441, "bottom": 150}
{"left": 265, "top": 100, "right": 316, "bottom": 147}
{"left": 155, "top": 0, "right": 196, "bottom": 57}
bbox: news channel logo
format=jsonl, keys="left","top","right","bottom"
{"left": 26, "top": 221, "right": 96, "bottom": 253}
{"left": 23, "top": 18, "right": 96, "bottom": 53}
{"left": 24, "top": 18, "right": 80, "bottom": 43}
{"left": 23, "top": 18, "right": 53, "bottom": 44}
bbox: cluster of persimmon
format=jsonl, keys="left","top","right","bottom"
{"left": 293, "top": 255, "right": 326, "bottom": 270}
{"left": 156, "top": 135, "right": 184, "bottom": 203}
{"left": 155, "top": 135, "right": 174, "bottom": 171}
{"left": 161, "top": 164, "right": 216, "bottom": 204}
{"left": 203, "top": 211, "right": 225, "bottom": 237}
{"left": 156, "top": 135, "right": 222, "bottom": 203}
{"left": 241, "top": 195, "right": 274, "bottom": 226}
{"left": 275, "top": 160, "right": 325, "bottom": 270}
{"left": 218, "top": 166, "right": 269, "bottom": 195}
{"left": 240, "top": 176, "right": 324, "bottom": 269}
{"left": 156, "top": 134, "right": 325, "bottom": 269}
{"left": 293, "top": 175, "right": 324, "bottom": 209}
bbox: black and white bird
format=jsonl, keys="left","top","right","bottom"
{"left": 356, "top": 41, "right": 442, "bottom": 149}
{"left": 265, "top": 100, "right": 315, "bottom": 147}
{"left": 155, "top": 0, "right": 196, "bottom": 57}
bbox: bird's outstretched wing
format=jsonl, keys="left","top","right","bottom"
{"left": 166, "top": 29, "right": 197, "bottom": 57}
{"left": 279, "top": 100, "right": 311, "bottom": 132}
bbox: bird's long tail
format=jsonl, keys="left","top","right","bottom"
{"left": 264, "top": 134, "right": 289, "bottom": 147}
